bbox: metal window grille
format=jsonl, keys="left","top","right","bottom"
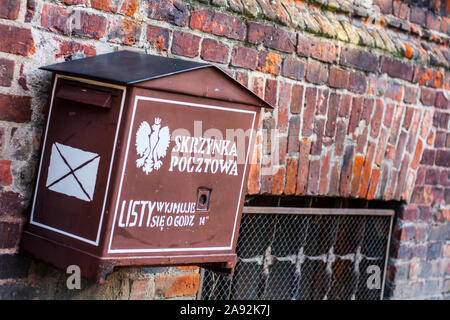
{"left": 198, "top": 206, "right": 394, "bottom": 300}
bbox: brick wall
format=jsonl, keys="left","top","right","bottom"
{"left": 0, "top": 0, "right": 448, "bottom": 299}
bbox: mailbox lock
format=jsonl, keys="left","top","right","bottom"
{"left": 196, "top": 188, "right": 211, "bottom": 211}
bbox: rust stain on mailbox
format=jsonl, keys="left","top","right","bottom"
{"left": 21, "top": 51, "right": 272, "bottom": 282}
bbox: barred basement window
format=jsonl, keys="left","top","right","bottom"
{"left": 198, "top": 202, "right": 394, "bottom": 300}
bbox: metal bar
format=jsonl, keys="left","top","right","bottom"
{"left": 242, "top": 206, "right": 395, "bottom": 217}
{"left": 380, "top": 213, "right": 394, "bottom": 300}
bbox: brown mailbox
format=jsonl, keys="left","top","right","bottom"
{"left": 21, "top": 51, "right": 271, "bottom": 282}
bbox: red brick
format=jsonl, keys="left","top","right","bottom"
{"left": 120, "top": 0, "right": 139, "bottom": 16}
{"left": 434, "top": 111, "right": 449, "bottom": 129}
{"left": 290, "top": 84, "right": 303, "bottom": 114}
{"left": 306, "top": 60, "right": 328, "bottom": 85}
{"left": 147, "top": 0, "right": 188, "bottom": 27}
{"left": 0, "top": 221, "right": 20, "bottom": 249}
{"left": 281, "top": 57, "right": 306, "bottom": 81}
{"left": 256, "top": 51, "right": 282, "bottom": 75}
{"left": 296, "top": 138, "right": 311, "bottom": 195}
{"left": 307, "top": 159, "right": 321, "bottom": 195}
{"left": 340, "top": 47, "right": 379, "bottom": 72}
{"left": 413, "top": 66, "right": 443, "bottom": 88}
{"left": 367, "top": 168, "right": 381, "bottom": 200}
{"left": 379, "top": 56, "right": 414, "bottom": 81}
{"left": 382, "top": 102, "right": 394, "bottom": 128}
{"left": 426, "top": 12, "right": 441, "bottom": 31}
{"left": 231, "top": 46, "right": 258, "bottom": 70}
{"left": 325, "top": 92, "right": 339, "bottom": 137}
{"left": 389, "top": 104, "right": 404, "bottom": 144}
{"left": 235, "top": 70, "right": 248, "bottom": 88}
{"left": 272, "top": 167, "right": 285, "bottom": 195}
{"left": 147, "top": 25, "right": 170, "bottom": 51}
{"left": 0, "top": 24, "right": 35, "bottom": 56}
{"left": 0, "top": 191, "right": 24, "bottom": 218}
{"left": 339, "top": 145, "right": 354, "bottom": 197}
{"left": 287, "top": 116, "right": 300, "bottom": 153}
{"left": 359, "top": 142, "right": 376, "bottom": 198}
{"left": 395, "top": 154, "right": 410, "bottom": 199}
{"left": 25, "top": 0, "right": 35, "bottom": 22}
{"left": 328, "top": 67, "right": 349, "bottom": 89}
{"left": 296, "top": 34, "right": 312, "bottom": 57}
{"left": 190, "top": 8, "right": 246, "bottom": 41}
{"left": 309, "top": 39, "right": 338, "bottom": 64}
{"left": 356, "top": 126, "right": 368, "bottom": 154}
{"left": 0, "top": 94, "right": 32, "bottom": 123}
{"left": 374, "top": 0, "right": 393, "bottom": 14}
{"left": 385, "top": 81, "right": 403, "bottom": 102}
{"left": 402, "top": 107, "right": 414, "bottom": 130}
{"left": 277, "top": 81, "right": 291, "bottom": 133}
{"left": 375, "top": 128, "right": 389, "bottom": 166}
{"left": 251, "top": 76, "right": 264, "bottom": 99}
{"left": 316, "top": 88, "right": 329, "bottom": 116}
{"left": 284, "top": 157, "right": 298, "bottom": 195}
{"left": 420, "top": 148, "right": 435, "bottom": 165}
{"left": 61, "top": 0, "right": 86, "bottom": 4}
{"left": 54, "top": 39, "right": 96, "bottom": 60}
{"left": 375, "top": 76, "right": 388, "bottom": 96}
{"left": 351, "top": 155, "right": 364, "bottom": 198}
{"left": 171, "top": 31, "right": 201, "bottom": 58}
{"left": 201, "top": 39, "right": 229, "bottom": 64}
{"left": 264, "top": 79, "right": 277, "bottom": 108}
{"left": 130, "top": 279, "right": 152, "bottom": 300}
{"left": 334, "top": 119, "right": 346, "bottom": 157}
{"left": 260, "top": 170, "right": 273, "bottom": 194}
{"left": 410, "top": 6, "right": 427, "bottom": 26}
{"left": 328, "top": 161, "right": 340, "bottom": 196}
{"left": 370, "top": 99, "right": 384, "bottom": 138}
{"left": 247, "top": 145, "right": 261, "bottom": 194}
{"left": 393, "top": 1, "right": 410, "bottom": 19}
{"left": 91, "top": 0, "right": 117, "bottom": 12}
{"left": 0, "top": 59, "right": 14, "bottom": 87}
{"left": 154, "top": 273, "right": 199, "bottom": 298}
{"left": 348, "top": 71, "right": 367, "bottom": 94}
{"left": 0, "top": 160, "right": 13, "bottom": 186}
{"left": 403, "top": 85, "right": 418, "bottom": 104}
{"left": 0, "top": 0, "right": 20, "bottom": 20}
{"left": 0, "top": 128, "right": 4, "bottom": 152}
{"left": 348, "top": 96, "right": 363, "bottom": 136}
{"left": 318, "top": 150, "right": 331, "bottom": 195}
{"left": 436, "top": 150, "right": 450, "bottom": 167}
{"left": 311, "top": 118, "right": 325, "bottom": 156}
{"left": 302, "top": 87, "right": 317, "bottom": 136}
{"left": 420, "top": 88, "right": 437, "bottom": 106}
{"left": 71, "top": 11, "right": 107, "bottom": 40}
{"left": 338, "top": 93, "right": 351, "bottom": 117}
{"left": 435, "top": 92, "right": 449, "bottom": 109}
{"left": 361, "top": 98, "right": 374, "bottom": 124}
{"left": 278, "top": 135, "right": 287, "bottom": 166}
{"left": 434, "top": 131, "right": 446, "bottom": 148}
{"left": 394, "top": 131, "right": 408, "bottom": 169}
{"left": 247, "top": 22, "right": 296, "bottom": 53}
{"left": 107, "top": 18, "right": 141, "bottom": 45}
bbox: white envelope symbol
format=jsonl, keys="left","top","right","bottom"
{"left": 46, "top": 142, "right": 100, "bottom": 202}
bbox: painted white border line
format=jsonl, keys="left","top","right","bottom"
{"left": 108, "top": 96, "right": 256, "bottom": 254}
{"left": 29, "top": 75, "right": 126, "bottom": 246}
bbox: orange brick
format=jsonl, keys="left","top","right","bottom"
{"left": 154, "top": 273, "right": 199, "bottom": 298}
{"left": 284, "top": 157, "right": 298, "bottom": 195}
{"left": 351, "top": 155, "right": 364, "bottom": 197}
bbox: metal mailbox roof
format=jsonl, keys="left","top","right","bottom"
{"left": 40, "top": 51, "right": 272, "bottom": 109}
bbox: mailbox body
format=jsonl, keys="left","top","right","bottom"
{"left": 21, "top": 52, "right": 270, "bottom": 282}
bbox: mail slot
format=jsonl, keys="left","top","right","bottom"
{"left": 21, "top": 51, "right": 271, "bottom": 282}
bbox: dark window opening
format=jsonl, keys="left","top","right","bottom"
{"left": 198, "top": 196, "right": 398, "bottom": 300}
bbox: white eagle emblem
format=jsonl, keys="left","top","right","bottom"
{"left": 135, "top": 117, "right": 170, "bottom": 174}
